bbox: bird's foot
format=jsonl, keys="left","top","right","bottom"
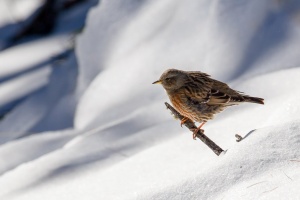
{"left": 193, "top": 128, "right": 204, "bottom": 140}
{"left": 180, "top": 117, "right": 189, "bottom": 127}
{"left": 192, "top": 122, "right": 206, "bottom": 140}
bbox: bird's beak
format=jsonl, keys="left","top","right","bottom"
{"left": 152, "top": 80, "right": 162, "bottom": 84}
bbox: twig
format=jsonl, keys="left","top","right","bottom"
{"left": 290, "top": 160, "right": 300, "bottom": 162}
{"left": 165, "top": 102, "right": 224, "bottom": 156}
{"left": 235, "top": 134, "right": 243, "bottom": 142}
{"left": 261, "top": 187, "right": 278, "bottom": 195}
{"left": 246, "top": 181, "right": 267, "bottom": 188}
{"left": 281, "top": 170, "right": 293, "bottom": 181}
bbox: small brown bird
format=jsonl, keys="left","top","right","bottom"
{"left": 153, "top": 69, "right": 264, "bottom": 139}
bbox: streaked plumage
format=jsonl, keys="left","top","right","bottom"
{"left": 153, "top": 69, "right": 264, "bottom": 138}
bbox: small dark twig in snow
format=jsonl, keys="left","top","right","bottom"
{"left": 165, "top": 102, "right": 224, "bottom": 156}
{"left": 246, "top": 181, "right": 267, "bottom": 188}
{"left": 235, "top": 134, "right": 243, "bottom": 142}
{"left": 236, "top": 130, "right": 256, "bottom": 142}
{"left": 282, "top": 170, "right": 293, "bottom": 181}
{"left": 261, "top": 187, "right": 278, "bottom": 195}
{"left": 290, "top": 160, "right": 300, "bottom": 162}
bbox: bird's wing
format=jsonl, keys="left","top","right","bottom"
{"left": 182, "top": 72, "right": 213, "bottom": 104}
{"left": 185, "top": 72, "right": 213, "bottom": 100}
{"left": 184, "top": 72, "right": 244, "bottom": 106}
{"left": 207, "top": 79, "right": 245, "bottom": 105}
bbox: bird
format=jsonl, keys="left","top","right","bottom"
{"left": 153, "top": 69, "right": 264, "bottom": 139}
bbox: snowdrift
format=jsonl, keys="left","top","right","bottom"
{"left": 0, "top": 0, "right": 300, "bottom": 199}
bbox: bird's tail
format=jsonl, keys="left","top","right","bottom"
{"left": 244, "top": 96, "right": 264, "bottom": 105}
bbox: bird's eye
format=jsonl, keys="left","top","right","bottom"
{"left": 166, "top": 78, "right": 171, "bottom": 81}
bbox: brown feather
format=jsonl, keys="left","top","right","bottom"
{"left": 154, "top": 69, "right": 264, "bottom": 123}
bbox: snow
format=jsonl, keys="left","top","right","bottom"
{"left": 0, "top": 67, "right": 50, "bottom": 107}
{"left": 0, "top": 34, "right": 70, "bottom": 78}
{"left": 0, "top": 0, "right": 43, "bottom": 26}
{"left": 1, "top": 0, "right": 300, "bottom": 200}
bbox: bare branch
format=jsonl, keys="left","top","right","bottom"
{"left": 165, "top": 102, "right": 224, "bottom": 156}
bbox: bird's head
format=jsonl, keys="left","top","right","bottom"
{"left": 152, "top": 69, "right": 187, "bottom": 91}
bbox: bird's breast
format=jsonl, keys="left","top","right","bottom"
{"left": 168, "top": 91, "right": 221, "bottom": 122}
{"left": 168, "top": 93, "right": 199, "bottom": 122}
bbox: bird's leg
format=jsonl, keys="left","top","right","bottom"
{"left": 180, "top": 117, "right": 190, "bottom": 127}
{"left": 193, "top": 122, "right": 206, "bottom": 140}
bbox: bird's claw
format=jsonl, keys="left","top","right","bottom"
{"left": 180, "top": 117, "right": 189, "bottom": 127}
{"left": 193, "top": 128, "right": 204, "bottom": 140}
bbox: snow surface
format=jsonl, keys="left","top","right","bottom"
{"left": 0, "top": 0, "right": 43, "bottom": 26}
{"left": 1, "top": 0, "right": 300, "bottom": 199}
